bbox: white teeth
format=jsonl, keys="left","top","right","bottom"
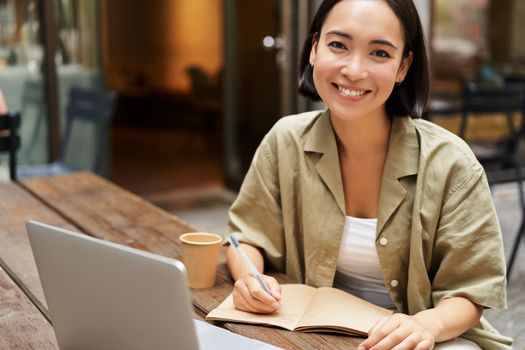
{"left": 338, "top": 86, "right": 366, "bottom": 97}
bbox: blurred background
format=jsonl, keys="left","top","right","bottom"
{"left": 0, "top": 0, "right": 524, "bottom": 197}
{"left": 1, "top": 0, "right": 525, "bottom": 346}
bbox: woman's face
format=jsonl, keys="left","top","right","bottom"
{"left": 310, "top": 0, "right": 412, "bottom": 123}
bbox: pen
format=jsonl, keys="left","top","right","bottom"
{"left": 228, "top": 234, "right": 272, "bottom": 295}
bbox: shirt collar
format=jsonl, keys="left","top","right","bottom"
{"left": 302, "top": 110, "right": 419, "bottom": 179}
{"left": 384, "top": 116, "right": 419, "bottom": 180}
{"left": 377, "top": 116, "right": 420, "bottom": 234}
{"left": 302, "top": 110, "right": 420, "bottom": 226}
{"left": 302, "top": 110, "right": 346, "bottom": 214}
{"left": 303, "top": 109, "right": 335, "bottom": 154}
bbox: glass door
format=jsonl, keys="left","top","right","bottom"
{"left": 54, "top": 0, "right": 106, "bottom": 174}
{"left": 0, "top": 0, "right": 49, "bottom": 171}
{"left": 0, "top": 0, "right": 104, "bottom": 180}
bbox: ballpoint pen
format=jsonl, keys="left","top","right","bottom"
{"left": 228, "top": 234, "right": 272, "bottom": 295}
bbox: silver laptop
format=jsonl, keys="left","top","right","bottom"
{"left": 27, "top": 220, "right": 279, "bottom": 350}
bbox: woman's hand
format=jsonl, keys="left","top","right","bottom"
{"left": 358, "top": 313, "right": 435, "bottom": 350}
{"left": 232, "top": 274, "right": 282, "bottom": 313}
{"left": 359, "top": 297, "right": 481, "bottom": 349}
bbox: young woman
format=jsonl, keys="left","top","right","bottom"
{"left": 225, "top": 0, "right": 511, "bottom": 349}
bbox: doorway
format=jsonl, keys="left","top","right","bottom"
{"left": 101, "top": 0, "right": 224, "bottom": 208}
{"left": 223, "top": 0, "right": 312, "bottom": 189}
{"left": 104, "top": 0, "right": 315, "bottom": 210}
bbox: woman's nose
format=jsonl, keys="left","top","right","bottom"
{"left": 340, "top": 55, "right": 368, "bottom": 81}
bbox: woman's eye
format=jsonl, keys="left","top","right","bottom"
{"left": 328, "top": 41, "right": 346, "bottom": 50}
{"left": 372, "top": 49, "right": 391, "bottom": 58}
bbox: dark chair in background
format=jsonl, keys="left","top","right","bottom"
{"left": 17, "top": 86, "right": 116, "bottom": 178}
{"left": 422, "top": 91, "right": 463, "bottom": 121}
{"left": 0, "top": 112, "right": 21, "bottom": 180}
{"left": 459, "top": 82, "right": 525, "bottom": 278}
{"left": 460, "top": 83, "right": 525, "bottom": 193}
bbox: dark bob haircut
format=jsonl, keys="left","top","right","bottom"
{"left": 298, "top": 0, "right": 429, "bottom": 118}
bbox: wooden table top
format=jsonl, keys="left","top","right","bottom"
{"left": 0, "top": 172, "right": 361, "bottom": 349}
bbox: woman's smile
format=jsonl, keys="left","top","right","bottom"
{"left": 332, "top": 83, "right": 371, "bottom": 99}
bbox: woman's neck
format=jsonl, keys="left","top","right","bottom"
{"left": 331, "top": 110, "right": 391, "bottom": 157}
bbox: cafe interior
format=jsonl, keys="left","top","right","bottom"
{"left": 0, "top": 0, "right": 524, "bottom": 348}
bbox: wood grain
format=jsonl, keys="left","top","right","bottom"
{"left": 0, "top": 266, "right": 58, "bottom": 349}
{"left": 0, "top": 181, "right": 78, "bottom": 318}
{"left": 20, "top": 172, "right": 362, "bottom": 349}
{"left": 20, "top": 172, "right": 196, "bottom": 258}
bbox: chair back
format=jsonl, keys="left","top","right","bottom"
{"left": 0, "top": 112, "right": 21, "bottom": 180}
{"left": 61, "top": 86, "right": 116, "bottom": 174}
{"left": 460, "top": 82, "right": 525, "bottom": 139}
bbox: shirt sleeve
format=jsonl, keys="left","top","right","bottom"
{"left": 431, "top": 164, "right": 507, "bottom": 309}
{"left": 226, "top": 130, "right": 285, "bottom": 272}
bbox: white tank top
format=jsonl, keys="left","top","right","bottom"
{"left": 333, "top": 216, "right": 396, "bottom": 310}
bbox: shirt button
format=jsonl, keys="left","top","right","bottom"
{"left": 390, "top": 279, "right": 399, "bottom": 287}
{"left": 379, "top": 237, "right": 388, "bottom": 246}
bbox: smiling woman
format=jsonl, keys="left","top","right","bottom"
{"left": 224, "top": 1, "right": 512, "bottom": 349}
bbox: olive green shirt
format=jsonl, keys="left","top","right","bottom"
{"left": 228, "top": 110, "right": 512, "bottom": 349}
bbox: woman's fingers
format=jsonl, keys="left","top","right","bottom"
{"left": 359, "top": 314, "right": 434, "bottom": 350}
{"left": 368, "top": 315, "right": 391, "bottom": 335}
{"left": 414, "top": 339, "right": 434, "bottom": 350}
{"left": 245, "top": 276, "right": 281, "bottom": 309}
{"left": 373, "top": 326, "right": 414, "bottom": 349}
{"left": 233, "top": 288, "right": 258, "bottom": 313}
{"left": 236, "top": 284, "right": 277, "bottom": 313}
{"left": 360, "top": 315, "right": 402, "bottom": 349}
{"left": 264, "top": 275, "right": 282, "bottom": 301}
{"left": 232, "top": 275, "right": 281, "bottom": 313}
{"left": 391, "top": 332, "right": 433, "bottom": 350}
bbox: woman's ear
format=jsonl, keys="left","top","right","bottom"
{"left": 309, "top": 39, "right": 318, "bottom": 66}
{"left": 396, "top": 51, "right": 413, "bottom": 83}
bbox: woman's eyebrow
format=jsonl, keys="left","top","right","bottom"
{"left": 325, "top": 30, "right": 398, "bottom": 50}
{"left": 370, "top": 39, "right": 398, "bottom": 50}
{"left": 325, "top": 30, "right": 352, "bottom": 40}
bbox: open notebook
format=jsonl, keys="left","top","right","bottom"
{"left": 207, "top": 284, "right": 393, "bottom": 336}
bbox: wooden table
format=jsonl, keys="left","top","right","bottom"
{"left": 0, "top": 172, "right": 361, "bottom": 349}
